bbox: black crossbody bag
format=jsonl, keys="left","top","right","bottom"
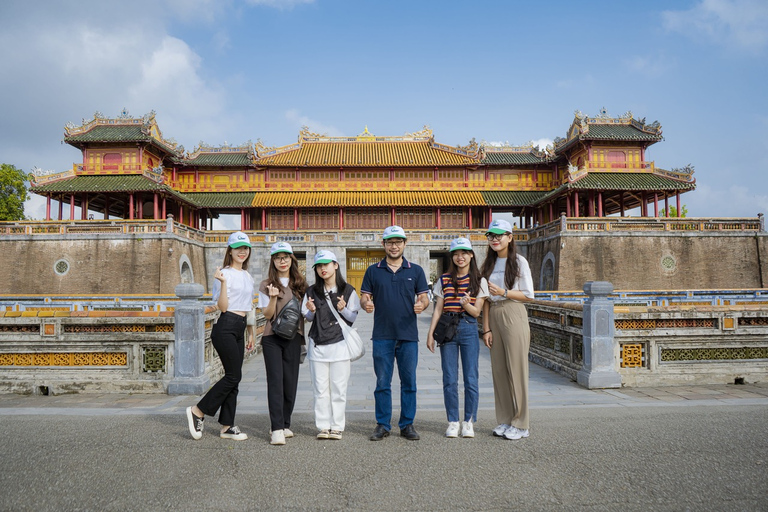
{"left": 433, "top": 312, "right": 461, "bottom": 346}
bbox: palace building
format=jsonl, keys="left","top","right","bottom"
{"left": 25, "top": 108, "right": 703, "bottom": 292}
{"left": 31, "top": 108, "right": 695, "bottom": 231}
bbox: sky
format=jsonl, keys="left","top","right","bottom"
{"left": 1, "top": 0, "right": 767, "bottom": 227}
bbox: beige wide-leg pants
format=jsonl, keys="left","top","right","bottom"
{"left": 488, "top": 300, "right": 530, "bottom": 430}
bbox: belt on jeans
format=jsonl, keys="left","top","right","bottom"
{"left": 488, "top": 299, "right": 508, "bottom": 307}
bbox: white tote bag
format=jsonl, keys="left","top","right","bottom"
{"left": 325, "top": 296, "right": 365, "bottom": 362}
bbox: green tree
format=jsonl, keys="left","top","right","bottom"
{"left": 660, "top": 205, "right": 688, "bottom": 218}
{"left": 0, "top": 164, "right": 29, "bottom": 221}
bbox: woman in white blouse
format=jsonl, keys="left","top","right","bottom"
{"left": 480, "top": 219, "right": 535, "bottom": 441}
{"left": 186, "top": 231, "right": 255, "bottom": 442}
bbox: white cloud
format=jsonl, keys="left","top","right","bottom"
{"left": 624, "top": 54, "right": 672, "bottom": 76}
{"left": 662, "top": 0, "right": 768, "bottom": 51}
{"left": 285, "top": 109, "right": 343, "bottom": 137}
{"left": 245, "top": 0, "right": 314, "bottom": 8}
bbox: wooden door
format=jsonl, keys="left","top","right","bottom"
{"left": 346, "top": 250, "right": 385, "bottom": 292}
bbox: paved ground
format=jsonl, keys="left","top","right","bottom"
{"left": 1, "top": 309, "right": 767, "bottom": 510}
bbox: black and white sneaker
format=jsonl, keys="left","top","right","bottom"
{"left": 186, "top": 406, "right": 204, "bottom": 440}
{"left": 220, "top": 426, "right": 248, "bottom": 441}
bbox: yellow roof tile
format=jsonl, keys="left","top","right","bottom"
{"left": 256, "top": 141, "right": 478, "bottom": 167}
{"left": 251, "top": 191, "right": 486, "bottom": 207}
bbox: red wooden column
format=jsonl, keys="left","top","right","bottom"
{"left": 573, "top": 192, "right": 580, "bottom": 217}
{"left": 153, "top": 193, "right": 159, "bottom": 220}
{"left": 137, "top": 193, "right": 143, "bottom": 219}
{"left": 468, "top": 207, "right": 472, "bottom": 229}
{"left": 588, "top": 192, "right": 595, "bottom": 217}
{"left": 549, "top": 202, "right": 554, "bottom": 223}
{"left": 597, "top": 192, "right": 603, "bottom": 217}
{"left": 45, "top": 195, "right": 51, "bottom": 221}
{"left": 129, "top": 194, "right": 135, "bottom": 220}
{"left": 262, "top": 209, "right": 267, "bottom": 230}
{"left": 653, "top": 193, "right": 659, "bottom": 217}
{"left": 70, "top": 194, "right": 76, "bottom": 220}
{"left": 620, "top": 193, "right": 625, "bottom": 217}
{"left": 436, "top": 207, "right": 441, "bottom": 229}
{"left": 104, "top": 196, "right": 110, "bottom": 220}
{"left": 294, "top": 208, "right": 298, "bottom": 230}
{"left": 162, "top": 197, "right": 166, "bottom": 220}
{"left": 241, "top": 209, "right": 246, "bottom": 231}
{"left": 178, "top": 204, "right": 183, "bottom": 224}
{"left": 664, "top": 195, "right": 669, "bottom": 217}
{"left": 81, "top": 194, "right": 88, "bottom": 220}
{"left": 339, "top": 208, "right": 344, "bottom": 230}
{"left": 676, "top": 193, "right": 681, "bottom": 215}
{"left": 391, "top": 207, "right": 395, "bottom": 226}
{"left": 58, "top": 196, "right": 63, "bottom": 220}
{"left": 566, "top": 194, "right": 571, "bottom": 217}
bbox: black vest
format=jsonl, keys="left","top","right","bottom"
{"left": 306, "top": 285, "right": 355, "bottom": 345}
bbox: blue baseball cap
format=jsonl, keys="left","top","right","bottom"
{"left": 486, "top": 219, "right": 513, "bottom": 235}
{"left": 270, "top": 241, "right": 293, "bottom": 255}
{"left": 449, "top": 237, "right": 473, "bottom": 252}
{"left": 227, "top": 231, "right": 252, "bottom": 248}
{"left": 313, "top": 249, "right": 338, "bottom": 267}
{"left": 383, "top": 225, "right": 406, "bottom": 240}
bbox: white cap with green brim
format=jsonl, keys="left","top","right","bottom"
{"left": 270, "top": 241, "right": 293, "bottom": 255}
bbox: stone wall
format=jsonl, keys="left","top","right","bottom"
{"left": 2, "top": 235, "right": 207, "bottom": 295}
{"left": 527, "top": 232, "right": 767, "bottom": 291}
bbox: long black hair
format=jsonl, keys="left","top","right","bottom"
{"left": 446, "top": 250, "right": 480, "bottom": 297}
{"left": 312, "top": 262, "right": 349, "bottom": 298}
{"left": 267, "top": 253, "right": 306, "bottom": 298}
{"left": 480, "top": 234, "right": 520, "bottom": 289}
{"left": 222, "top": 245, "right": 251, "bottom": 270}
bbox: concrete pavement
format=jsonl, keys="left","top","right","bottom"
{"left": 0, "top": 307, "right": 767, "bottom": 510}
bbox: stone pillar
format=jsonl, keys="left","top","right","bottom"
{"left": 167, "top": 283, "right": 211, "bottom": 395}
{"left": 577, "top": 281, "right": 621, "bottom": 389}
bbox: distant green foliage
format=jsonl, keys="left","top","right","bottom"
{"left": 660, "top": 205, "right": 688, "bottom": 218}
{"left": 0, "top": 164, "right": 29, "bottom": 221}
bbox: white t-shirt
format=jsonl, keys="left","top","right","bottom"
{"left": 488, "top": 254, "right": 534, "bottom": 302}
{"left": 301, "top": 287, "right": 361, "bottom": 362}
{"left": 212, "top": 267, "right": 254, "bottom": 312}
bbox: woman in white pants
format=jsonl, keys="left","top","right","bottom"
{"left": 302, "top": 250, "right": 360, "bottom": 440}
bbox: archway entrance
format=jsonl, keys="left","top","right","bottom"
{"left": 346, "top": 250, "right": 385, "bottom": 292}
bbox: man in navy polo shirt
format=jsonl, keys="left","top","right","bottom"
{"left": 360, "top": 225, "right": 430, "bottom": 441}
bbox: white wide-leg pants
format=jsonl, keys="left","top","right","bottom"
{"left": 309, "top": 359, "right": 351, "bottom": 431}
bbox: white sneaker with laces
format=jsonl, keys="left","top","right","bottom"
{"left": 503, "top": 426, "right": 530, "bottom": 440}
{"left": 283, "top": 428, "right": 294, "bottom": 438}
{"left": 461, "top": 420, "right": 475, "bottom": 438}
{"left": 445, "top": 421, "right": 460, "bottom": 438}
{"left": 493, "top": 423, "right": 510, "bottom": 437}
{"left": 270, "top": 429, "right": 286, "bottom": 445}
{"left": 220, "top": 426, "right": 248, "bottom": 441}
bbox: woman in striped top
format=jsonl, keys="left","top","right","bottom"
{"left": 427, "top": 237, "right": 489, "bottom": 438}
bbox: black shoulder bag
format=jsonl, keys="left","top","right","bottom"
{"left": 433, "top": 312, "right": 460, "bottom": 347}
{"left": 272, "top": 296, "right": 301, "bottom": 340}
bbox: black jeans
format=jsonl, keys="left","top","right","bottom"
{"left": 197, "top": 311, "right": 246, "bottom": 426}
{"left": 261, "top": 333, "right": 303, "bottom": 431}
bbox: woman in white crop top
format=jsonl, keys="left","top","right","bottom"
{"left": 186, "top": 231, "right": 254, "bottom": 442}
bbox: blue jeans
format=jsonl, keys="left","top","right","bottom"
{"left": 372, "top": 339, "right": 418, "bottom": 430}
{"left": 439, "top": 316, "right": 480, "bottom": 423}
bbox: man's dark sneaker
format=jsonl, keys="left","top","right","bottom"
{"left": 369, "top": 424, "right": 390, "bottom": 441}
{"left": 186, "top": 406, "right": 204, "bottom": 440}
{"left": 400, "top": 424, "right": 420, "bottom": 441}
{"left": 220, "top": 426, "right": 248, "bottom": 441}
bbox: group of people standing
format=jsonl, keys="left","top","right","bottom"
{"left": 185, "top": 219, "right": 534, "bottom": 444}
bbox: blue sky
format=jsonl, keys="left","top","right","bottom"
{"left": 1, "top": 0, "right": 766, "bottom": 225}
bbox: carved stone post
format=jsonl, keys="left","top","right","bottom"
{"left": 577, "top": 281, "right": 622, "bottom": 389}
{"left": 167, "top": 283, "right": 210, "bottom": 395}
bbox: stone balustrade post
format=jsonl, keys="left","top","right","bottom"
{"left": 576, "top": 281, "right": 622, "bottom": 389}
{"left": 167, "top": 283, "right": 210, "bottom": 395}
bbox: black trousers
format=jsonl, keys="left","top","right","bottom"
{"left": 261, "top": 333, "right": 303, "bottom": 431}
{"left": 197, "top": 312, "right": 246, "bottom": 426}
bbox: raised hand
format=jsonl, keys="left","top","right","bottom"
{"left": 306, "top": 296, "right": 316, "bottom": 313}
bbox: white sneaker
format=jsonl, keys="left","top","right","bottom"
{"left": 461, "top": 420, "right": 475, "bottom": 438}
{"left": 503, "top": 426, "right": 530, "bottom": 440}
{"left": 445, "top": 421, "right": 460, "bottom": 438}
{"left": 493, "top": 423, "right": 510, "bottom": 437}
{"left": 220, "top": 426, "right": 248, "bottom": 441}
{"left": 283, "top": 428, "right": 294, "bottom": 438}
{"left": 270, "top": 429, "right": 286, "bottom": 445}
